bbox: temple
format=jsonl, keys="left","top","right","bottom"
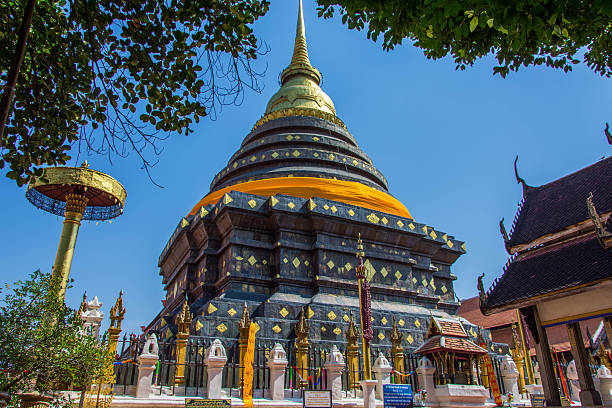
{"left": 146, "top": 0, "right": 497, "bottom": 356}
{"left": 480, "top": 156, "right": 612, "bottom": 406}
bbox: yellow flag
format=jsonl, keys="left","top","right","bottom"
{"left": 243, "top": 322, "right": 256, "bottom": 408}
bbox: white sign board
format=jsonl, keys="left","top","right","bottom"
{"left": 303, "top": 390, "right": 332, "bottom": 408}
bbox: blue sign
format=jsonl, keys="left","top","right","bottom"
{"left": 383, "top": 384, "right": 413, "bottom": 408}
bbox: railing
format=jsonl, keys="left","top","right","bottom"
{"left": 112, "top": 336, "right": 423, "bottom": 397}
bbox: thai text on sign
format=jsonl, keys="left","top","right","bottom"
{"left": 383, "top": 384, "right": 413, "bottom": 408}
{"left": 185, "top": 399, "right": 231, "bottom": 408}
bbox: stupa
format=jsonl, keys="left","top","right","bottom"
{"left": 147, "top": 1, "right": 485, "bottom": 352}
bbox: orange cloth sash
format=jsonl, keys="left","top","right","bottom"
{"left": 188, "top": 177, "right": 412, "bottom": 219}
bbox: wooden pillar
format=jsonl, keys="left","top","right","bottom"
{"left": 527, "top": 306, "right": 561, "bottom": 407}
{"left": 567, "top": 322, "right": 602, "bottom": 406}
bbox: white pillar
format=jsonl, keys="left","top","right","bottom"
{"left": 136, "top": 334, "right": 159, "bottom": 399}
{"left": 81, "top": 296, "right": 104, "bottom": 339}
{"left": 500, "top": 354, "right": 520, "bottom": 400}
{"left": 325, "top": 346, "right": 345, "bottom": 402}
{"left": 566, "top": 360, "right": 581, "bottom": 401}
{"left": 416, "top": 357, "right": 436, "bottom": 399}
{"left": 598, "top": 365, "right": 612, "bottom": 407}
{"left": 204, "top": 339, "right": 228, "bottom": 399}
{"left": 373, "top": 352, "right": 392, "bottom": 400}
{"left": 267, "top": 343, "right": 288, "bottom": 401}
{"left": 360, "top": 380, "right": 378, "bottom": 408}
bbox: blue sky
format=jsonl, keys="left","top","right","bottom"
{"left": 1, "top": 0, "right": 610, "bottom": 335}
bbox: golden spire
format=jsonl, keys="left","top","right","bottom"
{"left": 262, "top": 0, "right": 337, "bottom": 118}
{"left": 290, "top": 0, "right": 311, "bottom": 67}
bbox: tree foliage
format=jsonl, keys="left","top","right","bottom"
{"left": 317, "top": 0, "right": 612, "bottom": 78}
{"left": 0, "top": 270, "right": 110, "bottom": 401}
{"left": 0, "top": 0, "right": 270, "bottom": 186}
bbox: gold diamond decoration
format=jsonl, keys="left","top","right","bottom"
{"left": 195, "top": 320, "right": 203, "bottom": 331}
{"left": 271, "top": 152, "right": 279, "bottom": 158}
{"left": 327, "top": 311, "right": 337, "bottom": 321}
{"left": 254, "top": 322, "right": 260, "bottom": 332}
{"left": 399, "top": 319, "right": 405, "bottom": 327}
{"left": 381, "top": 217, "right": 388, "bottom": 225}
{"left": 430, "top": 278, "right": 436, "bottom": 290}
{"left": 409, "top": 223, "right": 415, "bottom": 230}
{"left": 364, "top": 259, "right": 376, "bottom": 281}
{"left": 430, "top": 230, "right": 438, "bottom": 240}
{"left": 381, "top": 317, "right": 388, "bottom": 325}
{"left": 441, "top": 285, "right": 447, "bottom": 293}
{"left": 367, "top": 213, "right": 380, "bottom": 224}
{"left": 348, "top": 209, "right": 355, "bottom": 216}
{"left": 343, "top": 314, "right": 350, "bottom": 322}
{"left": 228, "top": 308, "right": 237, "bottom": 317}
{"left": 380, "top": 267, "right": 388, "bottom": 278}
{"left": 329, "top": 153, "right": 335, "bottom": 160}
{"left": 292, "top": 257, "right": 301, "bottom": 268}
{"left": 407, "top": 334, "right": 414, "bottom": 344}
{"left": 217, "top": 323, "right": 227, "bottom": 333}
{"left": 207, "top": 303, "right": 217, "bottom": 314}
{"left": 415, "top": 319, "right": 421, "bottom": 328}
{"left": 397, "top": 220, "right": 404, "bottom": 228}
{"left": 314, "top": 152, "right": 319, "bottom": 157}
{"left": 412, "top": 277, "right": 418, "bottom": 284}
{"left": 200, "top": 207, "right": 208, "bottom": 217}
{"left": 461, "top": 243, "right": 466, "bottom": 251}
{"left": 165, "top": 328, "right": 172, "bottom": 339}
{"left": 304, "top": 260, "right": 309, "bottom": 266}
{"left": 233, "top": 162, "right": 238, "bottom": 168}
{"left": 308, "top": 199, "right": 316, "bottom": 210}
{"left": 248, "top": 255, "right": 257, "bottom": 266}
{"left": 283, "top": 257, "right": 288, "bottom": 264}
{"left": 307, "top": 306, "right": 315, "bottom": 318}
{"left": 279, "top": 308, "right": 289, "bottom": 318}
{"left": 223, "top": 193, "right": 233, "bottom": 204}
{"left": 312, "top": 136, "right": 320, "bottom": 141}
{"left": 288, "top": 201, "right": 295, "bottom": 209}
{"left": 422, "top": 226, "right": 428, "bottom": 233}
{"left": 333, "top": 327, "right": 342, "bottom": 335}
{"left": 321, "top": 326, "right": 326, "bottom": 332}
{"left": 326, "top": 260, "right": 335, "bottom": 269}
{"left": 250, "top": 155, "right": 256, "bottom": 162}
{"left": 395, "top": 270, "right": 402, "bottom": 280}
{"left": 248, "top": 199, "right": 257, "bottom": 208}
{"left": 323, "top": 204, "right": 330, "bottom": 210}
{"left": 378, "top": 332, "right": 385, "bottom": 341}
{"left": 286, "top": 134, "right": 294, "bottom": 141}
{"left": 345, "top": 262, "right": 353, "bottom": 271}
{"left": 272, "top": 325, "right": 282, "bottom": 334}
{"left": 292, "top": 150, "right": 300, "bottom": 157}
{"left": 447, "top": 240, "right": 454, "bottom": 248}
{"left": 422, "top": 279, "right": 428, "bottom": 287}
{"left": 331, "top": 205, "right": 337, "bottom": 213}
{"left": 270, "top": 196, "right": 279, "bottom": 206}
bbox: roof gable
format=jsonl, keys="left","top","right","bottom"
{"left": 427, "top": 316, "right": 468, "bottom": 338}
{"left": 508, "top": 157, "right": 612, "bottom": 248}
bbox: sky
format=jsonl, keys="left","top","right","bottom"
{"left": 1, "top": 0, "right": 611, "bottom": 336}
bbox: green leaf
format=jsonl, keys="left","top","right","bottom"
{"left": 470, "top": 16, "right": 479, "bottom": 32}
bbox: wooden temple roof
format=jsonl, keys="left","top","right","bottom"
{"left": 483, "top": 235, "right": 611, "bottom": 313}
{"left": 428, "top": 316, "right": 468, "bottom": 338}
{"left": 507, "top": 157, "right": 612, "bottom": 250}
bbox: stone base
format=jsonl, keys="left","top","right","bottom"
{"left": 525, "top": 384, "right": 544, "bottom": 395}
{"left": 426, "top": 384, "right": 489, "bottom": 408}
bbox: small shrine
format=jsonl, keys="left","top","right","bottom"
{"left": 415, "top": 317, "right": 487, "bottom": 385}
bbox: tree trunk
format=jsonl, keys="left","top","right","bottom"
{"left": 0, "top": 0, "right": 36, "bottom": 144}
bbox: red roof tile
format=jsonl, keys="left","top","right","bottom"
{"left": 415, "top": 335, "right": 487, "bottom": 355}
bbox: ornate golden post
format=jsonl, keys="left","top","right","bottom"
{"left": 174, "top": 300, "right": 192, "bottom": 386}
{"left": 511, "top": 324, "right": 526, "bottom": 393}
{"left": 516, "top": 309, "right": 535, "bottom": 384}
{"left": 355, "top": 234, "right": 372, "bottom": 380}
{"left": 598, "top": 343, "right": 612, "bottom": 371}
{"left": 346, "top": 314, "right": 360, "bottom": 389}
{"left": 52, "top": 191, "right": 88, "bottom": 298}
{"left": 106, "top": 291, "right": 125, "bottom": 381}
{"left": 25, "top": 162, "right": 126, "bottom": 300}
{"left": 238, "top": 303, "right": 251, "bottom": 383}
{"left": 295, "top": 308, "right": 309, "bottom": 389}
{"left": 390, "top": 317, "right": 405, "bottom": 384}
{"left": 477, "top": 331, "right": 489, "bottom": 389}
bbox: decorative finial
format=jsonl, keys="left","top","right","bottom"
{"left": 346, "top": 313, "right": 358, "bottom": 343}
{"left": 80, "top": 160, "right": 89, "bottom": 168}
{"left": 499, "top": 218, "right": 511, "bottom": 253}
{"left": 175, "top": 299, "right": 193, "bottom": 335}
{"left": 514, "top": 156, "right": 531, "bottom": 199}
{"left": 605, "top": 123, "right": 611, "bottom": 145}
{"left": 587, "top": 192, "right": 612, "bottom": 248}
{"left": 390, "top": 317, "right": 403, "bottom": 350}
{"left": 109, "top": 290, "right": 126, "bottom": 330}
{"left": 239, "top": 302, "right": 251, "bottom": 330}
{"left": 477, "top": 273, "right": 487, "bottom": 311}
{"left": 356, "top": 233, "right": 366, "bottom": 279}
{"left": 76, "top": 291, "right": 87, "bottom": 318}
{"left": 295, "top": 307, "right": 309, "bottom": 344}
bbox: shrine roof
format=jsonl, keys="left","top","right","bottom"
{"left": 508, "top": 157, "right": 612, "bottom": 249}
{"left": 414, "top": 335, "right": 487, "bottom": 355}
{"left": 483, "top": 235, "right": 612, "bottom": 313}
{"left": 429, "top": 316, "right": 468, "bottom": 338}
